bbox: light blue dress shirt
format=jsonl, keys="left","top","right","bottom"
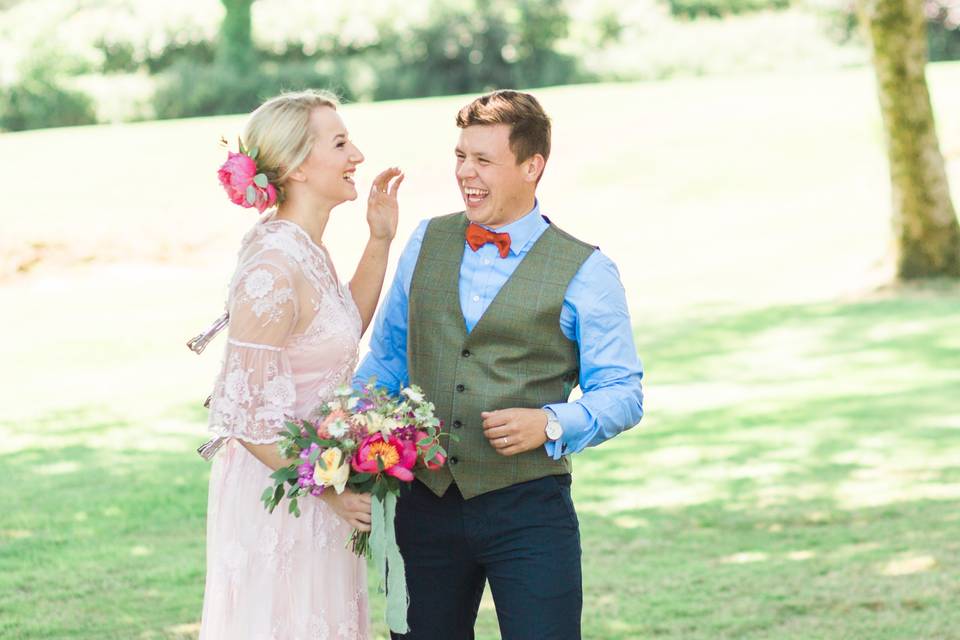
{"left": 354, "top": 203, "right": 644, "bottom": 459}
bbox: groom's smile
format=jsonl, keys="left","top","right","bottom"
{"left": 454, "top": 123, "right": 542, "bottom": 229}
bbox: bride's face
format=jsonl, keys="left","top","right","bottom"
{"left": 296, "top": 106, "right": 365, "bottom": 205}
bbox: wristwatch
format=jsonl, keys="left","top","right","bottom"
{"left": 544, "top": 409, "right": 563, "bottom": 442}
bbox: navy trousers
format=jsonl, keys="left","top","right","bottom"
{"left": 392, "top": 474, "right": 582, "bottom": 640}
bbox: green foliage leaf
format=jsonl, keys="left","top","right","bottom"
{"left": 270, "top": 465, "right": 299, "bottom": 482}
{"left": 245, "top": 184, "right": 256, "bottom": 204}
{"left": 416, "top": 437, "right": 433, "bottom": 447}
{"left": 288, "top": 498, "right": 300, "bottom": 517}
{"left": 254, "top": 173, "right": 268, "bottom": 188}
{"left": 248, "top": 146, "right": 259, "bottom": 160}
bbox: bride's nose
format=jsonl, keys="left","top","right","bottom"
{"left": 350, "top": 144, "right": 365, "bottom": 164}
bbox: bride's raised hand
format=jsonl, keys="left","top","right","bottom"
{"left": 366, "top": 167, "right": 403, "bottom": 242}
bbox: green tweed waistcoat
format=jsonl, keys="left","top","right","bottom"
{"left": 408, "top": 212, "right": 594, "bottom": 499}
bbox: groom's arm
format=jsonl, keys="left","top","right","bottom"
{"left": 353, "top": 221, "right": 429, "bottom": 395}
{"left": 481, "top": 251, "right": 644, "bottom": 458}
{"left": 543, "top": 250, "right": 644, "bottom": 459}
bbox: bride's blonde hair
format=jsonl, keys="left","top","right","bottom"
{"left": 242, "top": 89, "right": 340, "bottom": 204}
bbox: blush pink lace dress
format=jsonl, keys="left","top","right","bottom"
{"left": 199, "top": 217, "right": 369, "bottom": 639}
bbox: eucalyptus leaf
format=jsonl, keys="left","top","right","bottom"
{"left": 245, "top": 185, "right": 256, "bottom": 205}
{"left": 254, "top": 173, "right": 268, "bottom": 188}
{"left": 248, "top": 146, "right": 259, "bottom": 160}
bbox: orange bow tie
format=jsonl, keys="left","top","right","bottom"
{"left": 465, "top": 223, "right": 511, "bottom": 258}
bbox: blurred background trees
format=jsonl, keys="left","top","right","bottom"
{"left": 1, "top": 0, "right": 959, "bottom": 132}
{"left": 0, "top": 0, "right": 918, "bottom": 129}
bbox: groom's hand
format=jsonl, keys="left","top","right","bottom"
{"left": 482, "top": 408, "right": 548, "bottom": 456}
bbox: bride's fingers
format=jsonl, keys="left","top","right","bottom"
{"left": 374, "top": 167, "right": 400, "bottom": 193}
{"left": 387, "top": 172, "right": 405, "bottom": 197}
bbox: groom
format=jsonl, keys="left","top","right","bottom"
{"left": 354, "top": 90, "right": 643, "bottom": 639}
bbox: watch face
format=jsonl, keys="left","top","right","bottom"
{"left": 546, "top": 420, "right": 563, "bottom": 441}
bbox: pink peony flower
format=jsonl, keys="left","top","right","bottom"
{"left": 218, "top": 151, "right": 256, "bottom": 204}
{"left": 351, "top": 433, "right": 418, "bottom": 481}
{"left": 217, "top": 150, "right": 277, "bottom": 213}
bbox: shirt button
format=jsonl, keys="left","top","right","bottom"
{"left": 449, "top": 456, "right": 459, "bottom": 465}
{"left": 456, "top": 384, "right": 465, "bottom": 392}
{"left": 483, "top": 259, "right": 492, "bottom": 265}
{"left": 461, "top": 349, "right": 471, "bottom": 358}
{"left": 472, "top": 295, "right": 480, "bottom": 302}
{"left": 453, "top": 420, "right": 463, "bottom": 429}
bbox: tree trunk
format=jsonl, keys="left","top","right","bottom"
{"left": 858, "top": 0, "right": 960, "bottom": 278}
{"left": 217, "top": 0, "right": 255, "bottom": 69}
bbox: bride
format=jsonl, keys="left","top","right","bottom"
{"left": 197, "top": 89, "right": 402, "bottom": 638}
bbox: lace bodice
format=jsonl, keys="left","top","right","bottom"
{"left": 208, "top": 217, "right": 362, "bottom": 444}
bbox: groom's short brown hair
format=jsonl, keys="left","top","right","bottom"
{"left": 455, "top": 90, "right": 551, "bottom": 164}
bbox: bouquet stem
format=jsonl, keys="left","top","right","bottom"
{"left": 350, "top": 530, "right": 371, "bottom": 558}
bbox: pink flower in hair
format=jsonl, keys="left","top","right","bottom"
{"left": 217, "top": 145, "right": 278, "bottom": 213}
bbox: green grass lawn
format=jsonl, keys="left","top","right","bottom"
{"left": 1, "top": 66, "right": 960, "bottom": 638}
{"left": 2, "top": 282, "right": 958, "bottom": 639}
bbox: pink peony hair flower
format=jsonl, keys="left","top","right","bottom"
{"left": 217, "top": 142, "right": 277, "bottom": 213}
{"left": 351, "top": 433, "right": 418, "bottom": 481}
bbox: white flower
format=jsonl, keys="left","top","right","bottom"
{"left": 402, "top": 387, "right": 424, "bottom": 404}
{"left": 244, "top": 269, "right": 275, "bottom": 299}
{"left": 382, "top": 417, "right": 403, "bottom": 434}
{"left": 365, "top": 412, "right": 385, "bottom": 434}
{"left": 327, "top": 418, "right": 349, "bottom": 438}
{"left": 334, "top": 384, "right": 353, "bottom": 397}
{"left": 347, "top": 396, "right": 359, "bottom": 411}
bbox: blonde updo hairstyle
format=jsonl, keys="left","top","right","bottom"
{"left": 241, "top": 89, "right": 340, "bottom": 205}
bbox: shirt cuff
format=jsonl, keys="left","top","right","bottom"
{"left": 542, "top": 403, "right": 589, "bottom": 460}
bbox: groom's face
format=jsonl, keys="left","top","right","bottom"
{"left": 455, "top": 124, "right": 539, "bottom": 228}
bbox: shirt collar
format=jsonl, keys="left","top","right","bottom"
{"left": 482, "top": 200, "right": 546, "bottom": 256}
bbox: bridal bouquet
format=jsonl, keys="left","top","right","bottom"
{"left": 260, "top": 380, "right": 449, "bottom": 633}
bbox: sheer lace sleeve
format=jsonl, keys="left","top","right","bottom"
{"left": 208, "top": 253, "right": 300, "bottom": 444}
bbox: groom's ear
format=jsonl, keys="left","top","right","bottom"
{"left": 522, "top": 153, "right": 546, "bottom": 184}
